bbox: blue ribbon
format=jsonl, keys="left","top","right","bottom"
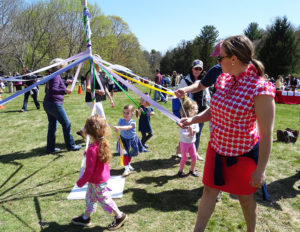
{"left": 0, "top": 54, "right": 90, "bottom": 106}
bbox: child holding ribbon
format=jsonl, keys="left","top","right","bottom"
{"left": 178, "top": 98, "right": 200, "bottom": 178}
{"left": 72, "top": 115, "right": 127, "bottom": 230}
{"left": 114, "top": 104, "right": 144, "bottom": 176}
{"left": 136, "top": 92, "right": 155, "bottom": 149}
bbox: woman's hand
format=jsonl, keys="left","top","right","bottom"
{"left": 65, "top": 89, "right": 72, "bottom": 94}
{"left": 96, "top": 89, "right": 105, "bottom": 95}
{"left": 174, "top": 89, "right": 186, "bottom": 99}
{"left": 110, "top": 99, "right": 115, "bottom": 108}
{"left": 180, "top": 117, "right": 193, "bottom": 127}
{"left": 66, "top": 79, "right": 73, "bottom": 84}
{"left": 250, "top": 169, "right": 265, "bottom": 188}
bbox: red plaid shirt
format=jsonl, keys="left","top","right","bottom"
{"left": 210, "top": 64, "right": 275, "bottom": 156}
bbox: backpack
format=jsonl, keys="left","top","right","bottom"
{"left": 277, "top": 128, "right": 299, "bottom": 143}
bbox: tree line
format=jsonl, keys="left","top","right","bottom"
{"left": 160, "top": 17, "right": 300, "bottom": 78}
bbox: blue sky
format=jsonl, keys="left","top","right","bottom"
{"left": 88, "top": 0, "right": 300, "bottom": 53}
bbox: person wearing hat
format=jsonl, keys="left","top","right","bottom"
{"left": 43, "top": 58, "right": 81, "bottom": 153}
{"left": 176, "top": 59, "right": 211, "bottom": 161}
{"left": 175, "top": 41, "right": 223, "bottom": 99}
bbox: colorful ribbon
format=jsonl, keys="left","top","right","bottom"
{"left": 0, "top": 54, "right": 90, "bottom": 106}
{"left": 94, "top": 59, "right": 180, "bottom": 123}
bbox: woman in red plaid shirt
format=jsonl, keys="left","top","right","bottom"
{"left": 180, "top": 35, "right": 275, "bottom": 232}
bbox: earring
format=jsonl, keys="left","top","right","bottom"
{"left": 232, "top": 63, "right": 234, "bottom": 66}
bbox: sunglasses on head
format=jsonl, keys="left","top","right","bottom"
{"left": 194, "top": 67, "right": 202, "bottom": 71}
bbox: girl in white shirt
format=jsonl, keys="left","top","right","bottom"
{"left": 178, "top": 98, "right": 200, "bottom": 178}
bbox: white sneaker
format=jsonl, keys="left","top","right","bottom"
{"left": 128, "top": 164, "right": 134, "bottom": 171}
{"left": 177, "top": 153, "right": 182, "bottom": 158}
{"left": 122, "top": 167, "right": 130, "bottom": 176}
{"left": 197, "top": 155, "right": 204, "bottom": 161}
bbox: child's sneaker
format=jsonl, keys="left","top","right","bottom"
{"left": 189, "top": 169, "right": 199, "bottom": 177}
{"left": 71, "top": 214, "right": 91, "bottom": 227}
{"left": 128, "top": 164, "right": 135, "bottom": 171}
{"left": 143, "top": 144, "right": 149, "bottom": 148}
{"left": 177, "top": 170, "right": 185, "bottom": 178}
{"left": 107, "top": 213, "right": 128, "bottom": 231}
{"left": 122, "top": 167, "right": 130, "bottom": 176}
{"left": 197, "top": 154, "right": 204, "bottom": 161}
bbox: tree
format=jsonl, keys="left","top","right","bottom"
{"left": 259, "top": 17, "right": 299, "bottom": 76}
{"left": 193, "top": 25, "right": 219, "bottom": 70}
{"left": 244, "top": 22, "right": 264, "bottom": 41}
{"left": 0, "top": 0, "right": 23, "bottom": 73}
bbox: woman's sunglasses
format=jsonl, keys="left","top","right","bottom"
{"left": 217, "top": 55, "right": 230, "bottom": 62}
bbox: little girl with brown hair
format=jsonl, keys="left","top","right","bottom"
{"left": 178, "top": 98, "right": 200, "bottom": 178}
{"left": 71, "top": 115, "right": 127, "bottom": 230}
{"left": 114, "top": 104, "right": 144, "bottom": 176}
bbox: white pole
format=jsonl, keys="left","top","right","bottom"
{"left": 82, "top": 0, "right": 87, "bottom": 7}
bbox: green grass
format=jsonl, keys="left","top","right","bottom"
{"left": 0, "top": 85, "right": 299, "bottom": 232}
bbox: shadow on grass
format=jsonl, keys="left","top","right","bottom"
{"left": 109, "top": 155, "right": 180, "bottom": 177}
{"left": 39, "top": 223, "right": 106, "bottom": 232}
{"left": 256, "top": 171, "right": 300, "bottom": 210}
{"left": 0, "top": 109, "right": 37, "bottom": 114}
{"left": 32, "top": 196, "right": 107, "bottom": 232}
{"left": 136, "top": 174, "right": 178, "bottom": 187}
{"left": 0, "top": 155, "right": 72, "bottom": 203}
{"left": 129, "top": 156, "right": 179, "bottom": 172}
{"left": 0, "top": 144, "right": 66, "bottom": 164}
{"left": 120, "top": 187, "right": 203, "bottom": 214}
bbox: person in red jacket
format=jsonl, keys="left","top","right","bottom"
{"left": 71, "top": 115, "right": 127, "bottom": 230}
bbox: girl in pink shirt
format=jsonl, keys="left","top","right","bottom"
{"left": 72, "top": 115, "right": 127, "bottom": 231}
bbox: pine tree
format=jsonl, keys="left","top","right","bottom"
{"left": 259, "top": 17, "right": 299, "bottom": 77}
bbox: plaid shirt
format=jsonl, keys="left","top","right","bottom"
{"left": 210, "top": 64, "right": 275, "bottom": 156}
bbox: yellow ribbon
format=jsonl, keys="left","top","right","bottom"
{"left": 116, "top": 131, "right": 125, "bottom": 166}
{"left": 110, "top": 69, "right": 176, "bottom": 96}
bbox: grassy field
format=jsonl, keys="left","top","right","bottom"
{"left": 0, "top": 84, "right": 299, "bottom": 232}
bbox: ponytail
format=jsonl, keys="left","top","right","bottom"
{"left": 251, "top": 58, "right": 265, "bottom": 77}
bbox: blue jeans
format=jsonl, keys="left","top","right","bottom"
{"left": 43, "top": 101, "right": 76, "bottom": 152}
{"left": 195, "top": 123, "right": 204, "bottom": 151}
{"left": 153, "top": 85, "right": 166, "bottom": 102}
{"left": 22, "top": 89, "right": 40, "bottom": 111}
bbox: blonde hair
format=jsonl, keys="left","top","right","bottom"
{"left": 84, "top": 115, "right": 112, "bottom": 163}
{"left": 222, "top": 35, "right": 264, "bottom": 76}
{"left": 49, "top": 58, "right": 67, "bottom": 73}
{"left": 180, "top": 98, "right": 198, "bottom": 118}
{"left": 124, "top": 104, "right": 135, "bottom": 113}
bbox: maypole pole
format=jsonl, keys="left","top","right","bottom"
{"left": 81, "top": 0, "right": 97, "bottom": 105}
{"left": 80, "top": 0, "right": 95, "bottom": 173}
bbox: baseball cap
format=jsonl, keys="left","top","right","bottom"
{"left": 192, "top": 60, "right": 203, "bottom": 69}
{"left": 210, "top": 40, "right": 223, "bottom": 57}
